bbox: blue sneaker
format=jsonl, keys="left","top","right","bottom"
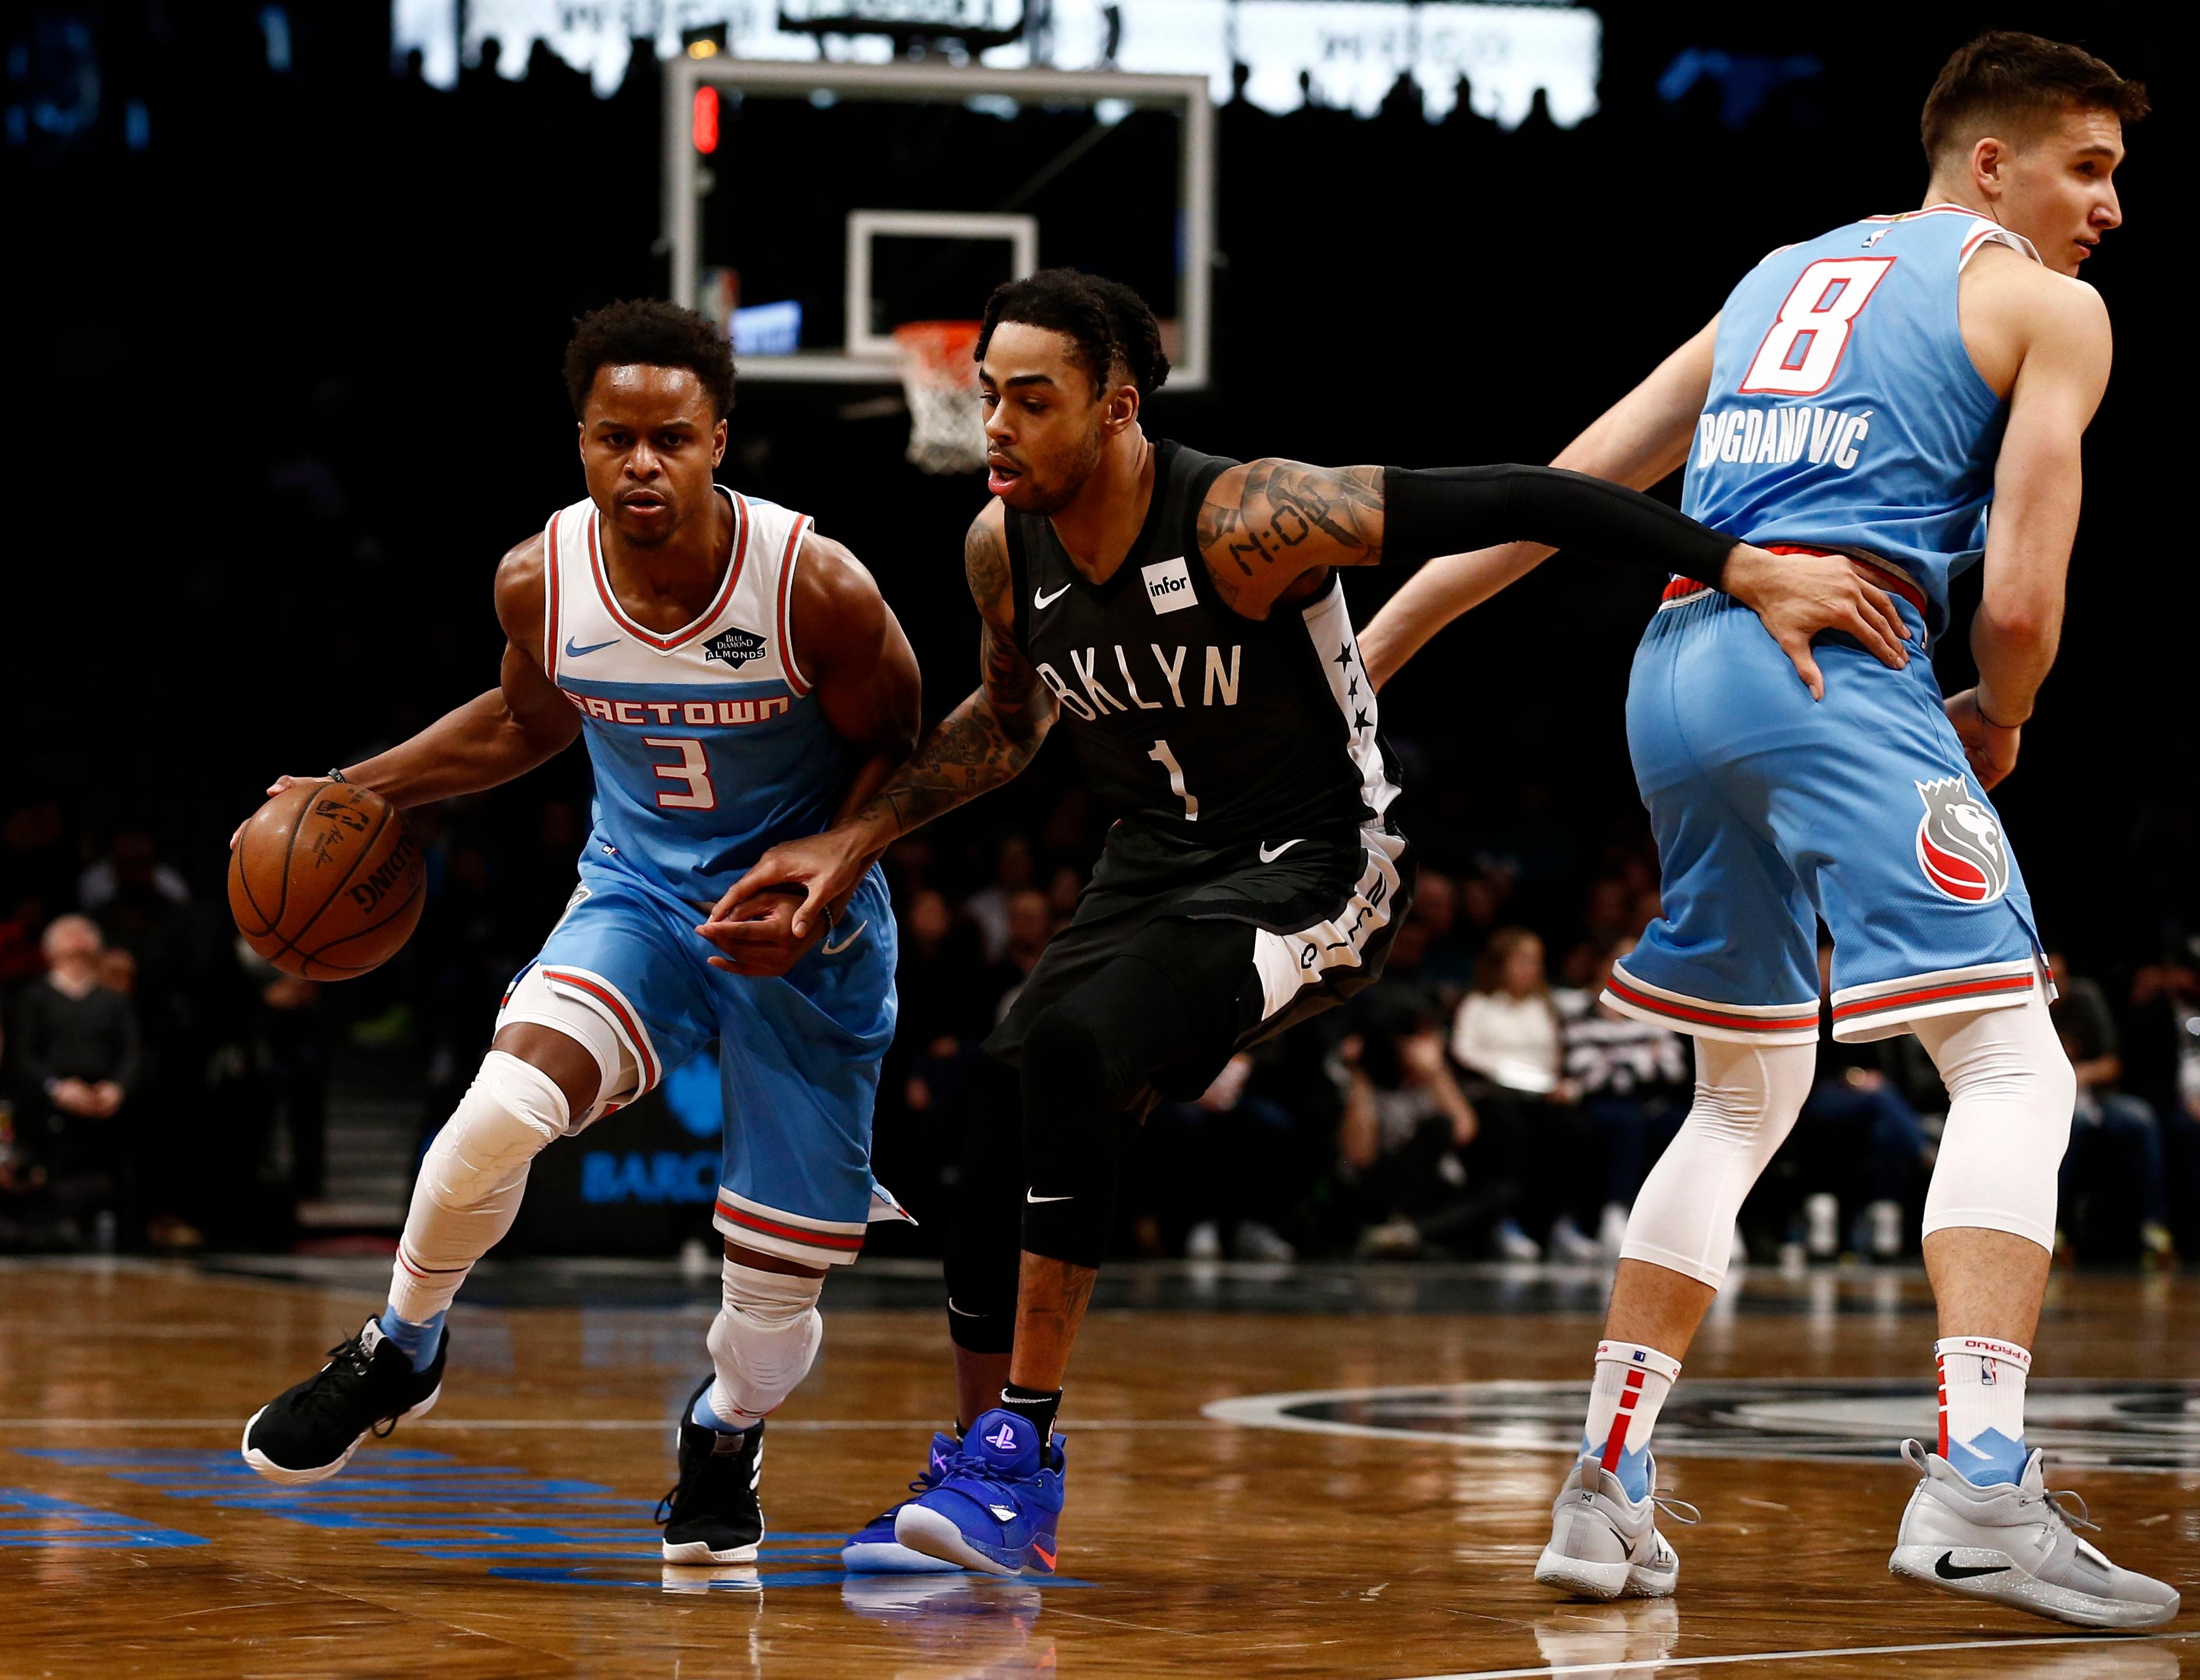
{"left": 840, "top": 1430, "right": 965, "bottom": 1574}
{"left": 893, "top": 1409, "right": 1064, "bottom": 1578}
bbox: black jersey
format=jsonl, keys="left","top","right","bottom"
{"left": 1004, "top": 439, "right": 1400, "bottom": 847}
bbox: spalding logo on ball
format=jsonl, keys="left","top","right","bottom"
{"left": 1914, "top": 775, "right": 2009, "bottom": 905}
{"left": 228, "top": 781, "right": 427, "bottom": 978}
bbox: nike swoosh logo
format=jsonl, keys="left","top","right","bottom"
{"left": 1025, "top": 1191, "right": 1074, "bottom": 1204}
{"left": 1032, "top": 1544, "right": 1057, "bottom": 1569}
{"left": 564, "top": 635, "right": 618, "bottom": 658}
{"left": 1258, "top": 839, "right": 1304, "bottom": 862}
{"left": 1934, "top": 1552, "right": 2010, "bottom": 1581}
{"left": 821, "top": 918, "right": 868, "bottom": 957}
{"left": 1034, "top": 583, "right": 1072, "bottom": 609}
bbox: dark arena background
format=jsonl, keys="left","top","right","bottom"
{"left": 2, "top": 4, "right": 2196, "bottom": 1676}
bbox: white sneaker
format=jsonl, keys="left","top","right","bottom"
{"left": 1534, "top": 1454, "right": 1695, "bottom": 1600}
{"left": 1548, "top": 1217, "right": 1602, "bottom": 1264}
{"left": 1597, "top": 1202, "right": 1630, "bottom": 1257}
{"left": 1184, "top": 1220, "right": 1222, "bottom": 1260}
{"left": 1232, "top": 1219, "right": 1296, "bottom": 1263}
{"left": 1804, "top": 1192, "right": 1839, "bottom": 1258}
{"left": 1493, "top": 1219, "right": 1543, "bottom": 1262}
{"left": 1887, "top": 1439, "right": 2180, "bottom": 1629}
{"left": 1866, "top": 1198, "right": 1904, "bottom": 1259}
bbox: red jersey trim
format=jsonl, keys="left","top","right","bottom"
{"left": 1604, "top": 975, "right": 1820, "bottom": 1034}
{"left": 714, "top": 1199, "right": 865, "bottom": 1252}
{"left": 775, "top": 513, "right": 813, "bottom": 698}
{"left": 586, "top": 495, "right": 748, "bottom": 653}
{"left": 1830, "top": 972, "right": 2036, "bottom": 1024}
{"left": 541, "top": 966, "right": 660, "bottom": 1090}
{"left": 543, "top": 513, "right": 563, "bottom": 681}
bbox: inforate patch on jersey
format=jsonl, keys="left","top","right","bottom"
{"left": 1140, "top": 556, "right": 1196, "bottom": 616}
{"left": 704, "top": 626, "right": 768, "bottom": 670}
{"left": 1913, "top": 775, "right": 2009, "bottom": 903}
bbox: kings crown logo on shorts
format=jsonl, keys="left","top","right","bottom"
{"left": 704, "top": 627, "right": 767, "bottom": 670}
{"left": 1914, "top": 776, "right": 2009, "bottom": 904}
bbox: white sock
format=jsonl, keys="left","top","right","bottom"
{"left": 698, "top": 1261, "right": 824, "bottom": 1432}
{"left": 1936, "top": 1335, "right": 2031, "bottom": 1485}
{"left": 1579, "top": 1340, "right": 1682, "bottom": 1502}
{"left": 387, "top": 1052, "right": 566, "bottom": 1324}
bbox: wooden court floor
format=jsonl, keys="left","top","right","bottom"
{"left": 3, "top": 1257, "right": 2197, "bottom": 1679}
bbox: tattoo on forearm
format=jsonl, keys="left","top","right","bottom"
{"left": 865, "top": 516, "right": 1053, "bottom": 837}
{"left": 1196, "top": 462, "right": 1385, "bottom": 607}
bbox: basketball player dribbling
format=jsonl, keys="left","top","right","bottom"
{"left": 714, "top": 269, "right": 1914, "bottom": 1577}
{"left": 238, "top": 301, "right": 925, "bottom": 1567}
{"left": 1364, "top": 32, "right": 2170, "bottom": 1628}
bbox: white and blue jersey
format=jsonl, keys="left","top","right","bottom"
{"left": 496, "top": 488, "right": 900, "bottom": 1267}
{"left": 1603, "top": 208, "right": 2050, "bottom": 1048}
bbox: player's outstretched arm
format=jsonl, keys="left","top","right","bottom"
{"left": 1196, "top": 447, "right": 1907, "bottom": 696}
{"left": 714, "top": 503, "right": 1058, "bottom": 939}
{"left": 695, "top": 532, "right": 922, "bottom": 975}
{"left": 1360, "top": 316, "right": 1720, "bottom": 687}
{"left": 1945, "top": 270, "right": 2112, "bottom": 791}
{"left": 234, "top": 537, "right": 581, "bottom": 841}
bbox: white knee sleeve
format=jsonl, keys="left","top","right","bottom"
{"left": 704, "top": 1261, "right": 825, "bottom": 1430}
{"left": 1619, "top": 1037, "right": 1816, "bottom": 1288}
{"left": 1915, "top": 989, "right": 2072, "bottom": 1252}
{"left": 387, "top": 1051, "right": 568, "bottom": 1323}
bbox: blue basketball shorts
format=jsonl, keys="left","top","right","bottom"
{"left": 1605, "top": 589, "right": 2047, "bottom": 1047}
{"left": 495, "top": 848, "right": 900, "bottom": 1265}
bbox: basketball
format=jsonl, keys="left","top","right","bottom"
{"left": 228, "top": 780, "right": 425, "bottom": 980}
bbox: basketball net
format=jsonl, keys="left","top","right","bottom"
{"left": 894, "top": 320, "right": 987, "bottom": 474}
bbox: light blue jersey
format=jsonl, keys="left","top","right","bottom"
{"left": 501, "top": 486, "right": 901, "bottom": 1266}
{"left": 1603, "top": 208, "right": 2051, "bottom": 1046}
{"left": 1683, "top": 205, "right": 2038, "bottom": 637}
{"left": 543, "top": 485, "right": 843, "bottom": 905}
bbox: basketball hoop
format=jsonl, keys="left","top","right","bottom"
{"left": 893, "top": 320, "right": 987, "bottom": 475}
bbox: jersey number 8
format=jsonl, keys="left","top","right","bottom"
{"left": 1738, "top": 256, "right": 1893, "bottom": 397}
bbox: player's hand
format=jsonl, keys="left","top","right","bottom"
{"left": 694, "top": 887, "right": 825, "bottom": 978}
{"left": 231, "top": 774, "right": 309, "bottom": 849}
{"left": 1944, "top": 688, "right": 2022, "bottom": 790}
{"left": 1721, "top": 544, "right": 1911, "bottom": 700}
{"left": 709, "top": 830, "right": 870, "bottom": 942}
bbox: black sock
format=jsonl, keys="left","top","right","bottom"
{"left": 999, "top": 1383, "right": 1063, "bottom": 1450}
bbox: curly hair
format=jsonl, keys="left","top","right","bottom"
{"left": 1921, "top": 31, "right": 2148, "bottom": 165}
{"left": 563, "top": 298, "right": 736, "bottom": 420}
{"left": 975, "top": 268, "right": 1171, "bottom": 400}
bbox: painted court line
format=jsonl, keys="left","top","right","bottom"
{"left": 1389, "top": 1630, "right": 2198, "bottom": 1680}
{"left": 0, "top": 1417, "right": 1208, "bottom": 1432}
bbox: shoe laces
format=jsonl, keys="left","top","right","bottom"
{"left": 1651, "top": 1492, "right": 1701, "bottom": 1527}
{"left": 293, "top": 1333, "right": 383, "bottom": 1427}
{"left": 2038, "top": 1485, "right": 2098, "bottom": 1534}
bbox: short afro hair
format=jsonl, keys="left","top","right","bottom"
{"left": 563, "top": 298, "right": 736, "bottom": 421}
{"left": 976, "top": 269, "right": 1171, "bottom": 401}
{"left": 1921, "top": 31, "right": 2147, "bottom": 166}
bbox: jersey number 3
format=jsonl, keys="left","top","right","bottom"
{"left": 642, "top": 737, "right": 717, "bottom": 810}
{"left": 1738, "top": 256, "right": 1893, "bottom": 396}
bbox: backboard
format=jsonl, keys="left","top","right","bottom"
{"left": 663, "top": 59, "right": 1214, "bottom": 388}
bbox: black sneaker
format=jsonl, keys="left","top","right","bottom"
{"left": 240, "top": 1318, "right": 445, "bottom": 1485}
{"left": 659, "top": 1375, "right": 766, "bottom": 1564}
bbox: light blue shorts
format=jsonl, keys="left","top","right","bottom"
{"left": 501, "top": 848, "right": 899, "bottom": 1263}
{"left": 1608, "top": 590, "right": 2044, "bottom": 1046}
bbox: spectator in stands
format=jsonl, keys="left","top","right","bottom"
{"left": 1335, "top": 991, "right": 1490, "bottom": 1257}
{"left": 2049, "top": 952, "right": 2173, "bottom": 1264}
{"left": 1450, "top": 927, "right": 1598, "bottom": 1260}
{"left": 994, "top": 888, "right": 1055, "bottom": 1023}
{"left": 1557, "top": 938, "right": 1691, "bottom": 1253}
{"left": 8, "top": 916, "right": 139, "bottom": 1247}
{"left": 1785, "top": 941, "right": 1934, "bottom": 1261}
{"left": 964, "top": 835, "right": 1036, "bottom": 965}
{"left": 1140, "top": 1054, "right": 1301, "bottom": 1262}
{"left": 1408, "top": 870, "right": 1478, "bottom": 1009}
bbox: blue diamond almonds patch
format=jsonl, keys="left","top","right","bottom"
{"left": 704, "top": 627, "right": 768, "bottom": 670}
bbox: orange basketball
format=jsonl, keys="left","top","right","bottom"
{"left": 228, "top": 780, "right": 426, "bottom": 980}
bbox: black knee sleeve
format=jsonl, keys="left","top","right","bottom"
{"left": 1019, "top": 1003, "right": 1128, "bottom": 1270}
{"left": 943, "top": 1052, "right": 1021, "bottom": 1354}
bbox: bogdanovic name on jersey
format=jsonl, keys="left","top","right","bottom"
{"left": 560, "top": 689, "right": 796, "bottom": 727}
{"left": 1037, "top": 644, "right": 1243, "bottom": 722}
{"left": 1693, "top": 403, "right": 1872, "bottom": 474}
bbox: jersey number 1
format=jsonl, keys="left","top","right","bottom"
{"left": 643, "top": 737, "right": 717, "bottom": 810}
{"left": 1148, "top": 739, "right": 1199, "bottom": 821}
{"left": 1738, "top": 256, "right": 1893, "bottom": 396}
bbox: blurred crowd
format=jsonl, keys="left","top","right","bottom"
{"left": 7, "top": 773, "right": 2200, "bottom": 1268}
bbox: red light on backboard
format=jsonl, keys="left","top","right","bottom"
{"left": 693, "top": 86, "right": 720, "bottom": 154}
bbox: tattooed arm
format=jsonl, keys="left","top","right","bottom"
{"left": 707, "top": 502, "right": 1058, "bottom": 939}
{"left": 1195, "top": 460, "right": 1385, "bottom": 617}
